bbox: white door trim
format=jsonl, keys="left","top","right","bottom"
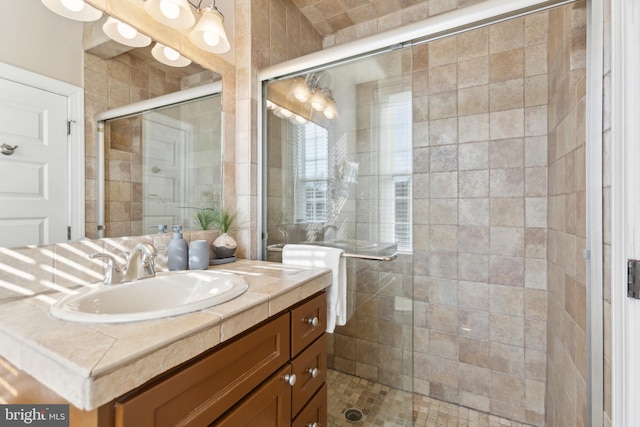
{"left": 611, "top": 0, "right": 640, "bottom": 425}
{"left": 0, "top": 62, "right": 85, "bottom": 242}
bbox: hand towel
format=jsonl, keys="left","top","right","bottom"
{"left": 282, "top": 244, "right": 346, "bottom": 333}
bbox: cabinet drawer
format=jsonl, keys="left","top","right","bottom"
{"left": 213, "top": 365, "right": 293, "bottom": 427}
{"left": 290, "top": 292, "right": 326, "bottom": 356}
{"left": 115, "top": 313, "right": 290, "bottom": 427}
{"left": 291, "top": 334, "right": 327, "bottom": 416}
{"left": 292, "top": 383, "right": 327, "bottom": 427}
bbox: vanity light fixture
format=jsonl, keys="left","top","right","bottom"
{"left": 41, "top": 0, "right": 102, "bottom": 22}
{"left": 188, "top": 0, "right": 230, "bottom": 54}
{"left": 103, "top": 17, "right": 152, "bottom": 48}
{"left": 268, "top": 72, "right": 339, "bottom": 124}
{"left": 151, "top": 42, "right": 192, "bottom": 67}
{"left": 144, "top": 0, "right": 195, "bottom": 29}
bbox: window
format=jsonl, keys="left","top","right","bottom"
{"left": 378, "top": 90, "right": 412, "bottom": 251}
{"left": 291, "top": 121, "right": 329, "bottom": 223}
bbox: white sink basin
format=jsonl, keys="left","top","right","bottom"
{"left": 50, "top": 270, "right": 249, "bottom": 324}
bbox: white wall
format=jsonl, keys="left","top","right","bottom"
{"left": 0, "top": 0, "right": 84, "bottom": 86}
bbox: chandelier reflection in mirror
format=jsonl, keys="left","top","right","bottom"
{"left": 40, "top": 0, "right": 230, "bottom": 67}
{"left": 268, "top": 73, "right": 338, "bottom": 125}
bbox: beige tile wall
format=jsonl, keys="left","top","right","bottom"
{"left": 407, "top": 12, "right": 550, "bottom": 426}
{"left": 545, "top": 2, "right": 588, "bottom": 427}
{"left": 230, "top": 0, "right": 323, "bottom": 259}
{"left": 0, "top": 230, "right": 217, "bottom": 302}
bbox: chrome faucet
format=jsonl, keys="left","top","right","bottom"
{"left": 91, "top": 243, "right": 157, "bottom": 285}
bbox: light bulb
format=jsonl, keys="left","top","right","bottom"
{"left": 293, "top": 115, "right": 307, "bottom": 124}
{"left": 292, "top": 78, "right": 311, "bottom": 103}
{"left": 160, "top": 0, "right": 180, "bottom": 19}
{"left": 310, "top": 90, "right": 326, "bottom": 112}
{"left": 117, "top": 22, "right": 137, "bottom": 40}
{"left": 61, "top": 0, "right": 84, "bottom": 12}
{"left": 163, "top": 46, "right": 180, "bottom": 61}
{"left": 280, "top": 108, "right": 293, "bottom": 118}
{"left": 323, "top": 98, "right": 337, "bottom": 119}
{"left": 203, "top": 32, "right": 220, "bottom": 47}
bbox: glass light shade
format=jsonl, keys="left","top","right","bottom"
{"left": 293, "top": 115, "right": 307, "bottom": 124}
{"left": 103, "top": 17, "right": 151, "bottom": 48}
{"left": 145, "top": 0, "right": 195, "bottom": 29}
{"left": 310, "top": 90, "right": 327, "bottom": 112}
{"left": 41, "top": 0, "right": 102, "bottom": 22}
{"left": 189, "top": 7, "right": 230, "bottom": 54}
{"left": 323, "top": 97, "right": 338, "bottom": 119}
{"left": 151, "top": 43, "right": 192, "bottom": 67}
{"left": 291, "top": 78, "right": 311, "bottom": 103}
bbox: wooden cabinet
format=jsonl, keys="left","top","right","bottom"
{"left": 214, "top": 365, "right": 293, "bottom": 427}
{"left": 114, "top": 314, "right": 290, "bottom": 427}
{"left": 292, "top": 384, "right": 327, "bottom": 427}
{"left": 111, "top": 291, "right": 327, "bottom": 427}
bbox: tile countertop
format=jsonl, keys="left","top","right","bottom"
{"left": 0, "top": 260, "right": 331, "bottom": 411}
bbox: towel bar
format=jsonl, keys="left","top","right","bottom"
{"left": 266, "top": 244, "right": 398, "bottom": 262}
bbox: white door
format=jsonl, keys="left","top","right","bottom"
{"left": 142, "top": 112, "right": 187, "bottom": 231}
{"left": 0, "top": 78, "right": 68, "bottom": 247}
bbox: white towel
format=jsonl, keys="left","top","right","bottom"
{"left": 282, "top": 244, "right": 346, "bottom": 333}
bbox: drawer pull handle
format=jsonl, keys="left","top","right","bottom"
{"left": 307, "top": 423, "right": 319, "bottom": 427}
{"left": 284, "top": 373, "right": 297, "bottom": 386}
{"left": 307, "top": 367, "right": 319, "bottom": 378}
{"left": 304, "top": 316, "right": 319, "bottom": 327}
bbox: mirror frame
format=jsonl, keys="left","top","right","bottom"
{"left": 95, "top": 81, "right": 223, "bottom": 238}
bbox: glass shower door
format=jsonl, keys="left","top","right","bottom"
{"left": 263, "top": 46, "right": 414, "bottom": 424}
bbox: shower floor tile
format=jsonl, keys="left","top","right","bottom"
{"left": 326, "top": 369, "right": 536, "bottom": 427}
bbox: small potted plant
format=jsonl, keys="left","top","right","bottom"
{"left": 193, "top": 207, "right": 217, "bottom": 231}
{"left": 211, "top": 207, "right": 238, "bottom": 259}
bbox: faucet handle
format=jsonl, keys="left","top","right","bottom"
{"left": 90, "top": 253, "right": 122, "bottom": 285}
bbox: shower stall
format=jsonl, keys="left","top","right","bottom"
{"left": 260, "top": 1, "right": 590, "bottom": 425}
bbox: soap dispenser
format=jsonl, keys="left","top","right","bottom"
{"left": 167, "top": 225, "right": 188, "bottom": 271}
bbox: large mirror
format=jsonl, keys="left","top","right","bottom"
{"left": 97, "top": 88, "right": 222, "bottom": 238}
{"left": 0, "top": 1, "right": 223, "bottom": 247}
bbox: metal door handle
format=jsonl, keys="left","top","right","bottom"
{"left": 1, "top": 144, "right": 18, "bottom": 155}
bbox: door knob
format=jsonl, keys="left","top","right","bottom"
{"left": 283, "top": 373, "right": 297, "bottom": 386}
{"left": 304, "top": 316, "right": 319, "bottom": 327}
{"left": 307, "top": 367, "right": 319, "bottom": 378}
{"left": 1, "top": 144, "right": 18, "bottom": 155}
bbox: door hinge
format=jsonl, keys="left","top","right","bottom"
{"left": 67, "top": 226, "right": 71, "bottom": 241}
{"left": 628, "top": 259, "right": 640, "bottom": 299}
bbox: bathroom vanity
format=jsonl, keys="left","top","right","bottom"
{"left": 0, "top": 260, "right": 331, "bottom": 427}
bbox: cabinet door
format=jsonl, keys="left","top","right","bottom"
{"left": 291, "top": 335, "right": 326, "bottom": 416}
{"left": 291, "top": 293, "right": 326, "bottom": 356}
{"left": 213, "top": 365, "right": 293, "bottom": 427}
{"left": 115, "top": 314, "right": 290, "bottom": 427}
{"left": 292, "top": 384, "right": 327, "bottom": 427}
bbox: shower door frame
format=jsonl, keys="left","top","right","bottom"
{"left": 257, "top": 0, "right": 603, "bottom": 425}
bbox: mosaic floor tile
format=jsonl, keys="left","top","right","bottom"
{"left": 326, "top": 369, "right": 536, "bottom": 427}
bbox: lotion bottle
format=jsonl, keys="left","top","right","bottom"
{"left": 167, "top": 225, "right": 188, "bottom": 271}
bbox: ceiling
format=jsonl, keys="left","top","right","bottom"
{"left": 291, "top": 0, "right": 430, "bottom": 36}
